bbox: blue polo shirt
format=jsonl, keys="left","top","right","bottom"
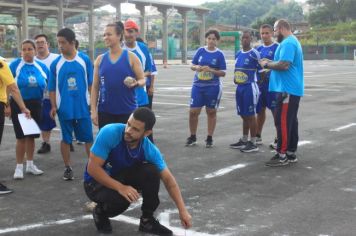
{"left": 84, "top": 123, "right": 167, "bottom": 183}
{"left": 269, "top": 35, "right": 304, "bottom": 96}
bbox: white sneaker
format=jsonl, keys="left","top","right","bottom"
{"left": 14, "top": 168, "right": 24, "bottom": 179}
{"left": 26, "top": 165, "right": 44, "bottom": 175}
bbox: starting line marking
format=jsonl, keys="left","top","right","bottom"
{"left": 0, "top": 214, "right": 224, "bottom": 236}
{"left": 330, "top": 123, "right": 356, "bottom": 132}
{"left": 195, "top": 163, "right": 248, "bottom": 180}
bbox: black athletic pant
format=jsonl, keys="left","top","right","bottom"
{"left": 0, "top": 102, "right": 4, "bottom": 145}
{"left": 98, "top": 112, "right": 131, "bottom": 130}
{"left": 84, "top": 163, "right": 160, "bottom": 218}
{"left": 275, "top": 92, "right": 301, "bottom": 154}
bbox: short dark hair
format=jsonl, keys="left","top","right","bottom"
{"left": 75, "top": 39, "right": 79, "bottom": 49}
{"left": 242, "top": 31, "right": 252, "bottom": 37}
{"left": 260, "top": 24, "right": 273, "bottom": 31}
{"left": 106, "top": 21, "right": 124, "bottom": 42}
{"left": 132, "top": 107, "right": 156, "bottom": 131}
{"left": 22, "top": 39, "right": 36, "bottom": 49}
{"left": 34, "top": 34, "right": 48, "bottom": 41}
{"left": 275, "top": 19, "right": 291, "bottom": 31}
{"left": 205, "top": 29, "right": 220, "bottom": 40}
{"left": 57, "top": 28, "right": 76, "bottom": 43}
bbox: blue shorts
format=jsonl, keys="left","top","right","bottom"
{"left": 39, "top": 99, "right": 56, "bottom": 131}
{"left": 256, "top": 82, "right": 278, "bottom": 113}
{"left": 190, "top": 84, "right": 222, "bottom": 109}
{"left": 235, "top": 82, "right": 259, "bottom": 116}
{"left": 59, "top": 117, "right": 93, "bottom": 144}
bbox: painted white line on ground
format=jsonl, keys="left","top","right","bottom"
{"left": 195, "top": 164, "right": 248, "bottom": 180}
{"left": 330, "top": 123, "right": 356, "bottom": 132}
{"left": 298, "top": 140, "right": 312, "bottom": 146}
{"left": 0, "top": 214, "right": 223, "bottom": 236}
{"left": 305, "top": 88, "right": 340, "bottom": 92}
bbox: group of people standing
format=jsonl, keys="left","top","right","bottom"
{"left": 0, "top": 17, "right": 303, "bottom": 235}
{"left": 186, "top": 19, "right": 304, "bottom": 167}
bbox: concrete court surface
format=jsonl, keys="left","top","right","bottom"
{"left": 0, "top": 60, "right": 356, "bottom": 236}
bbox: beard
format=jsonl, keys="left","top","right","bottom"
{"left": 277, "top": 33, "right": 284, "bottom": 43}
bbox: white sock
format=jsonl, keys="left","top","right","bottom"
{"left": 250, "top": 137, "right": 256, "bottom": 144}
{"left": 16, "top": 164, "right": 24, "bottom": 170}
{"left": 27, "top": 160, "right": 33, "bottom": 167}
{"left": 242, "top": 135, "right": 248, "bottom": 142}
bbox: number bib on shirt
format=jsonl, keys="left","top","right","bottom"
{"left": 234, "top": 71, "right": 248, "bottom": 84}
{"left": 197, "top": 71, "right": 213, "bottom": 81}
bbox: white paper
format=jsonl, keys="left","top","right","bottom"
{"left": 18, "top": 114, "right": 41, "bottom": 135}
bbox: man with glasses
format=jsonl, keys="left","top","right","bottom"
{"left": 34, "top": 34, "right": 59, "bottom": 154}
{"left": 260, "top": 19, "right": 304, "bottom": 167}
{"left": 84, "top": 107, "right": 192, "bottom": 235}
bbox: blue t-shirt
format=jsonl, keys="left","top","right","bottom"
{"left": 269, "top": 35, "right": 304, "bottom": 96}
{"left": 234, "top": 48, "right": 262, "bottom": 84}
{"left": 146, "top": 52, "right": 157, "bottom": 87}
{"left": 98, "top": 50, "right": 137, "bottom": 115}
{"left": 192, "top": 46, "right": 226, "bottom": 87}
{"left": 48, "top": 51, "right": 93, "bottom": 120}
{"left": 123, "top": 41, "right": 152, "bottom": 106}
{"left": 10, "top": 58, "right": 48, "bottom": 100}
{"left": 256, "top": 43, "right": 279, "bottom": 83}
{"left": 84, "top": 123, "right": 167, "bottom": 183}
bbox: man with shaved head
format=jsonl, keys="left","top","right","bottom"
{"left": 259, "top": 19, "right": 304, "bottom": 167}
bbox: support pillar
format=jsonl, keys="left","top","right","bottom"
{"left": 180, "top": 10, "right": 188, "bottom": 64}
{"left": 115, "top": 1, "right": 122, "bottom": 21}
{"left": 88, "top": 1, "right": 95, "bottom": 61}
{"left": 58, "top": 0, "right": 64, "bottom": 29}
{"left": 198, "top": 12, "right": 206, "bottom": 46}
{"left": 22, "top": 0, "right": 29, "bottom": 40}
{"left": 136, "top": 4, "right": 146, "bottom": 42}
{"left": 158, "top": 7, "right": 168, "bottom": 66}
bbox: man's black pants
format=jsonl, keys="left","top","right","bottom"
{"left": 84, "top": 163, "right": 160, "bottom": 218}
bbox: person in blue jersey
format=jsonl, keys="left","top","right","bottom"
{"left": 48, "top": 28, "right": 93, "bottom": 180}
{"left": 122, "top": 19, "right": 151, "bottom": 108}
{"left": 255, "top": 24, "right": 279, "bottom": 148}
{"left": 91, "top": 22, "right": 145, "bottom": 129}
{"left": 9, "top": 40, "right": 48, "bottom": 179}
{"left": 260, "top": 19, "right": 304, "bottom": 167}
{"left": 0, "top": 56, "right": 31, "bottom": 194}
{"left": 84, "top": 107, "right": 192, "bottom": 235}
{"left": 230, "top": 31, "right": 263, "bottom": 153}
{"left": 34, "top": 34, "right": 59, "bottom": 154}
{"left": 136, "top": 37, "right": 158, "bottom": 110}
{"left": 186, "top": 29, "right": 226, "bottom": 148}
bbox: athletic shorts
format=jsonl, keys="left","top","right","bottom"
{"left": 38, "top": 99, "right": 56, "bottom": 131}
{"left": 190, "top": 84, "right": 222, "bottom": 109}
{"left": 59, "top": 117, "right": 93, "bottom": 144}
{"left": 256, "top": 82, "right": 278, "bottom": 112}
{"left": 235, "top": 82, "right": 259, "bottom": 116}
{"left": 10, "top": 99, "right": 42, "bottom": 139}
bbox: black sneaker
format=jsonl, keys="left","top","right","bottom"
{"left": 240, "top": 141, "right": 259, "bottom": 153}
{"left": 287, "top": 153, "right": 298, "bottom": 163}
{"left": 0, "top": 183, "right": 13, "bottom": 195}
{"left": 185, "top": 136, "right": 197, "bottom": 146}
{"left": 230, "top": 139, "right": 247, "bottom": 149}
{"left": 265, "top": 154, "right": 289, "bottom": 167}
{"left": 93, "top": 206, "right": 112, "bottom": 234}
{"left": 70, "top": 143, "right": 75, "bottom": 152}
{"left": 205, "top": 139, "right": 213, "bottom": 148}
{"left": 37, "top": 142, "right": 51, "bottom": 154}
{"left": 139, "top": 217, "right": 173, "bottom": 236}
{"left": 63, "top": 167, "right": 74, "bottom": 180}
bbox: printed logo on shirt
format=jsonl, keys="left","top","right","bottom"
{"left": 211, "top": 59, "right": 217, "bottom": 66}
{"left": 198, "top": 71, "right": 213, "bottom": 81}
{"left": 198, "top": 56, "right": 203, "bottom": 63}
{"left": 244, "top": 58, "right": 250, "bottom": 65}
{"left": 234, "top": 71, "right": 248, "bottom": 84}
{"left": 67, "top": 76, "right": 77, "bottom": 91}
{"left": 28, "top": 75, "right": 38, "bottom": 87}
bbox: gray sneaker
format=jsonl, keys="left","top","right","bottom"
{"left": 240, "top": 141, "right": 259, "bottom": 153}
{"left": 230, "top": 139, "right": 247, "bottom": 149}
{"left": 265, "top": 154, "right": 289, "bottom": 167}
{"left": 63, "top": 167, "right": 74, "bottom": 180}
{"left": 287, "top": 153, "right": 298, "bottom": 163}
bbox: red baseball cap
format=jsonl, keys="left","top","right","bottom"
{"left": 124, "top": 19, "right": 139, "bottom": 31}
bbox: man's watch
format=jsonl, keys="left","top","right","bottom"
{"left": 263, "top": 63, "right": 269, "bottom": 69}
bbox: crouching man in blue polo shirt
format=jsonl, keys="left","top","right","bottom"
{"left": 84, "top": 107, "right": 192, "bottom": 235}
